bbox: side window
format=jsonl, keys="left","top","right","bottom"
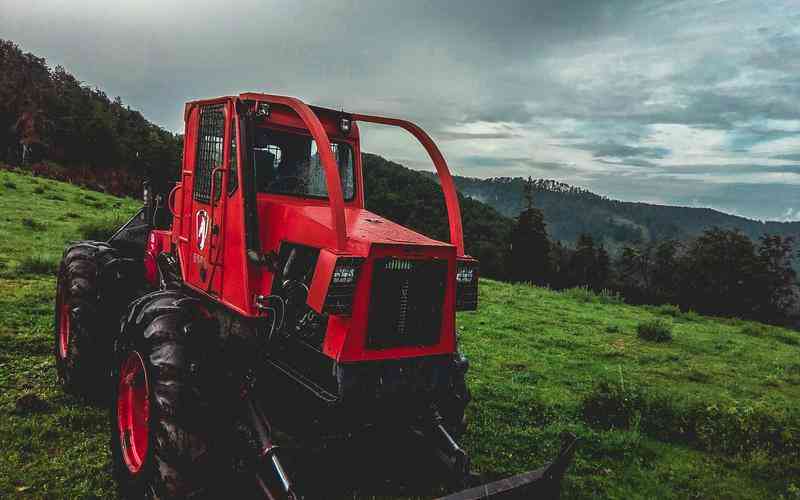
{"left": 193, "top": 104, "right": 225, "bottom": 204}
{"left": 228, "top": 119, "right": 238, "bottom": 195}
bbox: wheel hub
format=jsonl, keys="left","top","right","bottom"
{"left": 58, "top": 301, "right": 70, "bottom": 359}
{"left": 117, "top": 351, "right": 150, "bottom": 475}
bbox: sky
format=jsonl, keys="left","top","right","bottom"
{"left": 2, "top": 0, "right": 799, "bottom": 221}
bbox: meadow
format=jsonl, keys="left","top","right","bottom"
{"left": 0, "top": 168, "right": 798, "bottom": 499}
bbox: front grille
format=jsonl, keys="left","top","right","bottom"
{"left": 366, "top": 258, "right": 447, "bottom": 349}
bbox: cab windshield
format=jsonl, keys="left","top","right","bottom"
{"left": 252, "top": 127, "right": 355, "bottom": 200}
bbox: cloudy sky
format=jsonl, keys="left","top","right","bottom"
{"left": 2, "top": 0, "right": 799, "bottom": 220}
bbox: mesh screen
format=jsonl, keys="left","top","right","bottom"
{"left": 193, "top": 104, "right": 225, "bottom": 204}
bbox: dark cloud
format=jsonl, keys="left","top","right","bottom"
{"left": 437, "top": 132, "right": 520, "bottom": 141}
{"left": 1, "top": 0, "right": 798, "bottom": 220}
{"left": 575, "top": 142, "right": 671, "bottom": 160}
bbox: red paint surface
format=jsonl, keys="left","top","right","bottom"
{"left": 116, "top": 351, "right": 150, "bottom": 475}
{"left": 58, "top": 301, "right": 69, "bottom": 359}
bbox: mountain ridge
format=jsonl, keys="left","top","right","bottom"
{"left": 421, "top": 172, "right": 800, "bottom": 249}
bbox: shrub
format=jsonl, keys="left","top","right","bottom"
{"left": 21, "top": 218, "right": 46, "bottom": 231}
{"left": 564, "top": 286, "right": 625, "bottom": 305}
{"left": 681, "top": 310, "right": 701, "bottom": 322}
{"left": 652, "top": 304, "right": 681, "bottom": 317}
{"left": 637, "top": 319, "right": 673, "bottom": 342}
{"left": 77, "top": 217, "right": 123, "bottom": 241}
{"left": 774, "top": 331, "right": 800, "bottom": 346}
{"left": 33, "top": 186, "right": 46, "bottom": 194}
{"left": 597, "top": 288, "right": 625, "bottom": 304}
{"left": 582, "top": 379, "right": 800, "bottom": 461}
{"left": 17, "top": 255, "right": 60, "bottom": 275}
{"left": 582, "top": 380, "right": 642, "bottom": 429}
{"left": 605, "top": 324, "right": 622, "bottom": 333}
{"left": 740, "top": 323, "right": 769, "bottom": 337}
{"left": 3, "top": 180, "right": 17, "bottom": 189}
{"left": 563, "top": 286, "right": 595, "bottom": 303}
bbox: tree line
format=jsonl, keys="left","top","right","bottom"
{"left": 509, "top": 178, "right": 799, "bottom": 326}
{"left": 0, "top": 39, "right": 181, "bottom": 194}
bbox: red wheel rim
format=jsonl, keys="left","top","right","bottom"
{"left": 117, "top": 351, "right": 150, "bottom": 475}
{"left": 58, "top": 301, "right": 70, "bottom": 359}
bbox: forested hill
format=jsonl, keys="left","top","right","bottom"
{"left": 434, "top": 174, "right": 800, "bottom": 248}
{"left": 0, "top": 39, "right": 182, "bottom": 194}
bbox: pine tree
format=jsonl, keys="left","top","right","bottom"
{"left": 592, "top": 243, "right": 611, "bottom": 290}
{"left": 570, "top": 233, "right": 597, "bottom": 287}
{"left": 508, "top": 177, "right": 551, "bottom": 284}
{"left": 756, "top": 235, "right": 797, "bottom": 320}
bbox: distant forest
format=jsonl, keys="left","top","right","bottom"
{"left": 444, "top": 175, "right": 800, "bottom": 254}
{"left": 1, "top": 38, "right": 797, "bottom": 327}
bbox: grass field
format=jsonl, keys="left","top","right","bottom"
{"left": 1, "top": 167, "right": 799, "bottom": 499}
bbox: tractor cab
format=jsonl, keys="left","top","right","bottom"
{"left": 157, "top": 94, "right": 479, "bottom": 371}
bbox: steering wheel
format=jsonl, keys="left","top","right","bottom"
{"left": 266, "top": 175, "right": 307, "bottom": 193}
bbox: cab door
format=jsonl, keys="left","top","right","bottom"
{"left": 186, "top": 102, "right": 230, "bottom": 295}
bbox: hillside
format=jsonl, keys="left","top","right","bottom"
{"left": 1, "top": 169, "right": 799, "bottom": 499}
{"left": 0, "top": 39, "right": 181, "bottom": 195}
{"left": 436, "top": 174, "right": 800, "bottom": 250}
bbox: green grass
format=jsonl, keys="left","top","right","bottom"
{"left": 1, "top": 168, "right": 799, "bottom": 498}
{"left": 0, "top": 169, "right": 138, "bottom": 498}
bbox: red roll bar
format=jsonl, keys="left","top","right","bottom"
{"left": 352, "top": 114, "right": 465, "bottom": 256}
{"left": 240, "top": 93, "right": 348, "bottom": 251}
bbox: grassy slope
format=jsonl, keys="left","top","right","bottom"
{"left": 0, "top": 168, "right": 799, "bottom": 498}
{"left": 0, "top": 168, "right": 137, "bottom": 498}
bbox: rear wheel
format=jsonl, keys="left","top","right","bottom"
{"left": 54, "top": 241, "right": 135, "bottom": 398}
{"left": 111, "top": 291, "right": 225, "bottom": 499}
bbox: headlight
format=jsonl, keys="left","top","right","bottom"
{"left": 455, "top": 260, "right": 479, "bottom": 311}
{"left": 332, "top": 263, "right": 358, "bottom": 284}
{"left": 324, "top": 257, "right": 364, "bottom": 315}
{"left": 256, "top": 102, "right": 271, "bottom": 118}
{"left": 456, "top": 266, "right": 475, "bottom": 284}
{"left": 339, "top": 116, "right": 351, "bottom": 135}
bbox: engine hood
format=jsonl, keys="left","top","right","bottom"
{"left": 257, "top": 198, "right": 453, "bottom": 256}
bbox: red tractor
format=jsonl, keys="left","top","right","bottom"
{"left": 54, "top": 93, "right": 575, "bottom": 499}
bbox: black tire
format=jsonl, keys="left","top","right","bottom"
{"left": 111, "top": 290, "right": 225, "bottom": 499}
{"left": 441, "top": 353, "right": 471, "bottom": 438}
{"left": 54, "top": 241, "right": 140, "bottom": 398}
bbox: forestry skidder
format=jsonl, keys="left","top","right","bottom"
{"left": 53, "top": 93, "right": 575, "bottom": 499}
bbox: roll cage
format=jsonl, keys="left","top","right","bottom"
{"left": 236, "top": 93, "right": 466, "bottom": 256}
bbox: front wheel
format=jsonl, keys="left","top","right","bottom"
{"left": 111, "top": 291, "right": 224, "bottom": 499}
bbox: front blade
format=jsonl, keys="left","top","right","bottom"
{"left": 436, "top": 434, "right": 577, "bottom": 500}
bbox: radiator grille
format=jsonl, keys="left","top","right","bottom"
{"left": 366, "top": 258, "right": 447, "bottom": 349}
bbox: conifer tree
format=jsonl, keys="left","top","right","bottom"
{"left": 509, "top": 177, "right": 551, "bottom": 284}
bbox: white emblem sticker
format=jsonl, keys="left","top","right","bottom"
{"left": 196, "top": 210, "right": 209, "bottom": 251}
